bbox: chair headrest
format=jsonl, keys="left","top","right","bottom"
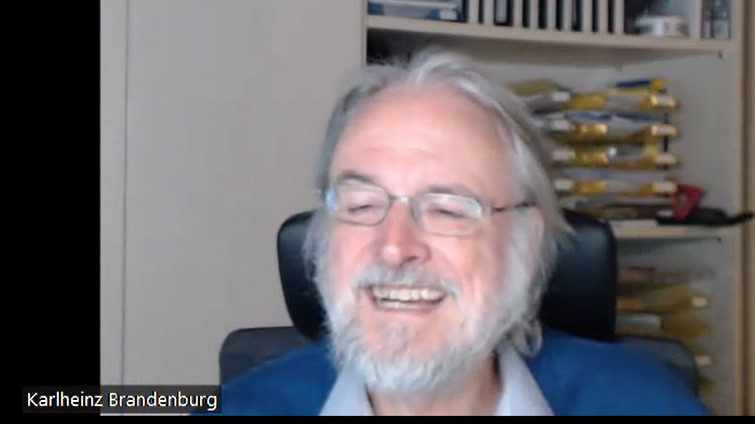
{"left": 277, "top": 210, "right": 616, "bottom": 342}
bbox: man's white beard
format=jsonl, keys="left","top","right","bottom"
{"left": 314, "top": 220, "right": 536, "bottom": 396}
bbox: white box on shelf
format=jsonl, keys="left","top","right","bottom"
{"left": 368, "top": 0, "right": 463, "bottom": 21}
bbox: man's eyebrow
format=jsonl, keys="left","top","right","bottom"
{"left": 332, "top": 171, "right": 481, "bottom": 199}
{"left": 332, "top": 170, "right": 380, "bottom": 186}
{"left": 423, "top": 184, "right": 480, "bottom": 200}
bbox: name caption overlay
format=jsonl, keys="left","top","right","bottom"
{"left": 23, "top": 386, "right": 221, "bottom": 414}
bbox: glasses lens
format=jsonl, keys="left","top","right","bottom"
{"left": 417, "top": 193, "right": 482, "bottom": 235}
{"left": 330, "top": 184, "right": 389, "bottom": 225}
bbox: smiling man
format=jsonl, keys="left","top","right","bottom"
{"left": 220, "top": 49, "right": 708, "bottom": 416}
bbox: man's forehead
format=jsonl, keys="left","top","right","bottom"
{"left": 358, "top": 84, "right": 494, "bottom": 121}
{"left": 327, "top": 87, "right": 518, "bottom": 203}
{"left": 341, "top": 84, "right": 509, "bottom": 152}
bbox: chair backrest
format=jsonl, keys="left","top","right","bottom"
{"left": 276, "top": 209, "right": 618, "bottom": 342}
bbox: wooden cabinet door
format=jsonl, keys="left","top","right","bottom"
{"left": 108, "top": 0, "right": 364, "bottom": 385}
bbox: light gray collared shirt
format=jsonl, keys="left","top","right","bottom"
{"left": 319, "top": 344, "right": 553, "bottom": 416}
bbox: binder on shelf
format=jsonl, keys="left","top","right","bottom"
{"left": 559, "top": 195, "right": 675, "bottom": 220}
{"left": 569, "top": 206, "right": 671, "bottom": 220}
{"left": 616, "top": 311, "right": 662, "bottom": 331}
{"left": 617, "top": 285, "right": 710, "bottom": 314}
{"left": 549, "top": 122, "right": 679, "bottom": 144}
{"left": 551, "top": 144, "right": 677, "bottom": 169}
{"left": 509, "top": 78, "right": 565, "bottom": 95}
{"left": 710, "top": 0, "right": 731, "bottom": 39}
{"left": 555, "top": 168, "right": 677, "bottom": 197}
{"left": 546, "top": 0, "right": 557, "bottom": 30}
{"left": 618, "top": 265, "right": 711, "bottom": 288}
{"left": 612, "top": 0, "right": 624, "bottom": 34}
{"left": 615, "top": 310, "right": 711, "bottom": 340}
{"left": 522, "top": 0, "right": 546, "bottom": 29}
{"left": 554, "top": 178, "right": 677, "bottom": 197}
{"left": 610, "top": 77, "right": 667, "bottom": 94}
{"left": 512, "top": 0, "right": 524, "bottom": 27}
{"left": 701, "top": 0, "right": 730, "bottom": 39}
{"left": 558, "top": 0, "right": 576, "bottom": 32}
{"left": 616, "top": 296, "right": 710, "bottom": 314}
{"left": 565, "top": 92, "right": 679, "bottom": 113}
{"left": 522, "top": 91, "right": 572, "bottom": 113}
{"left": 597, "top": 0, "right": 609, "bottom": 34}
{"left": 540, "top": 109, "right": 679, "bottom": 141}
{"left": 581, "top": 0, "right": 593, "bottom": 33}
{"left": 509, "top": 78, "right": 573, "bottom": 112}
{"left": 557, "top": 168, "right": 673, "bottom": 183}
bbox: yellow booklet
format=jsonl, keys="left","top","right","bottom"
{"left": 565, "top": 92, "right": 679, "bottom": 113}
{"left": 555, "top": 179, "right": 677, "bottom": 197}
{"left": 552, "top": 144, "right": 678, "bottom": 169}
{"left": 550, "top": 122, "right": 679, "bottom": 144}
{"left": 617, "top": 285, "right": 710, "bottom": 314}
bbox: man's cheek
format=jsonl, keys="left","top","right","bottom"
{"left": 331, "top": 232, "right": 364, "bottom": 273}
{"left": 327, "top": 248, "right": 348, "bottom": 287}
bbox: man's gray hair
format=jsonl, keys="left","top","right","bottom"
{"left": 303, "top": 47, "right": 572, "bottom": 357}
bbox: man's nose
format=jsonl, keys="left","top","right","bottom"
{"left": 376, "top": 202, "right": 430, "bottom": 267}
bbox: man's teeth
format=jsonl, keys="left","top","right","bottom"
{"left": 370, "top": 286, "right": 445, "bottom": 302}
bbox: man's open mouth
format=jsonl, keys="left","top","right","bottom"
{"left": 366, "top": 286, "right": 447, "bottom": 310}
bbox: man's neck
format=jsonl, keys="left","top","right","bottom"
{"left": 367, "top": 355, "right": 501, "bottom": 416}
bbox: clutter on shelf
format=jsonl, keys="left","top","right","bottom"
{"left": 511, "top": 76, "right": 683, "bottom": 224}
{"left": 510, "top": 76, "right": 753, "bottom": 227}
{"left": 368, "top": 0, "right": 733, "bottom": 40}
{"left": 615, "top": 264, "right": 714, "bottom": 393}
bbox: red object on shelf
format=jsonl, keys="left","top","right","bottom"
{"left": 672, "top": 185, "right": 704, "bottom": 220}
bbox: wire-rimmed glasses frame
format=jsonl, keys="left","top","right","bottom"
{"left": 321, "top": 181, "right": 532, "bottom": 237}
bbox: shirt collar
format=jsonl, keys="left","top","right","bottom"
{"left": 319, "top": 343, "right": 553, "bottom": 416}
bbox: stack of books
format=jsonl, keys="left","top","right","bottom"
{"left": 615, "top": 265, "right": 714, "bottom": 392}
{"left": 510, "top": 77, "right": 682, "bottom": 226}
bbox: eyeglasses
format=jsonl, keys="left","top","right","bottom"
{"left": 322, "top": 181, "right": 532, "bottom": 237}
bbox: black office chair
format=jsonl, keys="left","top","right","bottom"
{"left": 220, "top": 210, "right": 699, "bottom": 392}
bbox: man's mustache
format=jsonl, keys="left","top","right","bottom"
{"left": 352, "top": 264, "right": 461, "bottom": 300}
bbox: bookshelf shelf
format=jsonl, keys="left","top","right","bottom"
{"left": 611, "top": 225, "right": 735, "bottom": 240}
{"left": 367, "top": 15, "right": 733, "bottom": 65}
